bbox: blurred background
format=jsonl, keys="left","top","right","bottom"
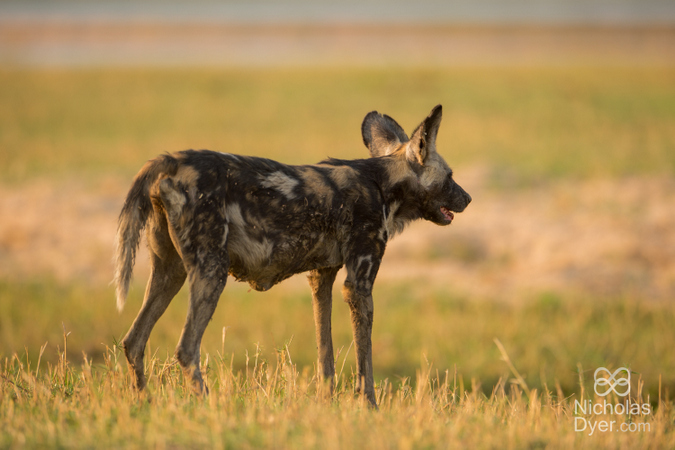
{"left": 1, "top": 0, "right": 674, "bottom": 398}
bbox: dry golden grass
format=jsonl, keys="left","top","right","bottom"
{"left": 3, "top": 278, "right": 675, "bottom": 425}
{"left": 2, "top": 332, "right": 672, "bottom": 449}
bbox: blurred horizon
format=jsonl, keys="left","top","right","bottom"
{"left": 2, "top": 0, "right": 675, "bottom": 26}
{"left": 2, "top": 0, "right": 675, "bottom": 67}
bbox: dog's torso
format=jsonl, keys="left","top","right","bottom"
{"left": 157, "top": 150, "right": 396, "bottom": 292}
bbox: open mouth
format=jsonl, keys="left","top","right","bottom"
{"left": 440, "top": 206, "right": 455, "bottom": 223}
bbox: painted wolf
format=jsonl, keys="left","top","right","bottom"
{"left": 114, "top": 104, "right": 471, "bottom": 406}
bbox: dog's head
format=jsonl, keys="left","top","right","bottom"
{"left": 361, "top": 104, "right": 471, "bottom": 225}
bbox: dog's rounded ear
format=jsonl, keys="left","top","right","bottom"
{"left": 408, "top": 105, "right": 442, "bottom": 165}
{"left": 362, "top": 111, "right": 409, "bottom": 157}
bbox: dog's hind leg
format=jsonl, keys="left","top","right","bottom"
{"left": 173, "top": 215, "right": 229, "bottom": 393}
{"left": 156, "top": 176, "right": 229, "bottom": 392}
{"left": 308, "top": 266, "right": 340, "bottom": 398}
{"left": 122, "top": 214, "right": 187, "bottom": 391}
{"left": 174, "top": 251, "right": 228, "bottom": 393}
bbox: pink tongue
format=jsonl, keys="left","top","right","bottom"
{"left": 441, "top": 207, "right": 454, "bottom": 221}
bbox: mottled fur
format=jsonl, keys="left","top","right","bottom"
{"left": 114, "top": 105, "right": 471, "bottom": 406}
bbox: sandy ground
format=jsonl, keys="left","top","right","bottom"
{"left": 1, "top": 168, "right": 673, "bottom": 302}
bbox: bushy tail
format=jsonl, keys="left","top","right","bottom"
{"left": 113, "top": 154, "right": 179, "bottom": 312}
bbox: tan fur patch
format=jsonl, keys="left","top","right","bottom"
{"left": 301, "top": 167, "right": 333, "bottom": 205}
{"left": 260, "top": 171, "right": 299, "bottom": 199}
{"left": 159, "top": 179, "right": 187, "bottom": 223}
{"left": 382, "top": 154, "right": 413, "bottom": 188}
{"left": 174, "top": 165, "right": 200, "bottom": 187}
{"left": 328, "top": 166, "right": 358, "bottom": 190}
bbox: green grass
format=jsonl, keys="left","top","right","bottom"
{"left": 1, "top": 67, "right": 674, "bottom": 183}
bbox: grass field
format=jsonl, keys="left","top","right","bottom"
{"left": 1, "top": 65, "right": 675, "bottom": 447}
{"left": 1, "top": 67, "right": 674, "bottom": 182}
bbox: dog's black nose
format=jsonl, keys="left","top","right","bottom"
{"left": 465, "top": 193, "right": 472, "bottom": 206}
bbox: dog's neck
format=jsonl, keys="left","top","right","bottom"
{"left": 372, "top": 155, "right": 426, "bottom": 239}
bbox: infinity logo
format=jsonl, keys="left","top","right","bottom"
{"left": 594, "top": 367, "right": 630, "bottom": 397}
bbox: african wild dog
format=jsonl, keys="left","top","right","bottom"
{"left": 114, "top": 104, "right": 471, "bottom": 407}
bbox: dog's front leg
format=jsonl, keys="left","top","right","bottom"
{"left": 308, "top": 266, "right": 340, "bottom": 398}
{"left": 342, "top": 278, "right": 377, "bottom": 408}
